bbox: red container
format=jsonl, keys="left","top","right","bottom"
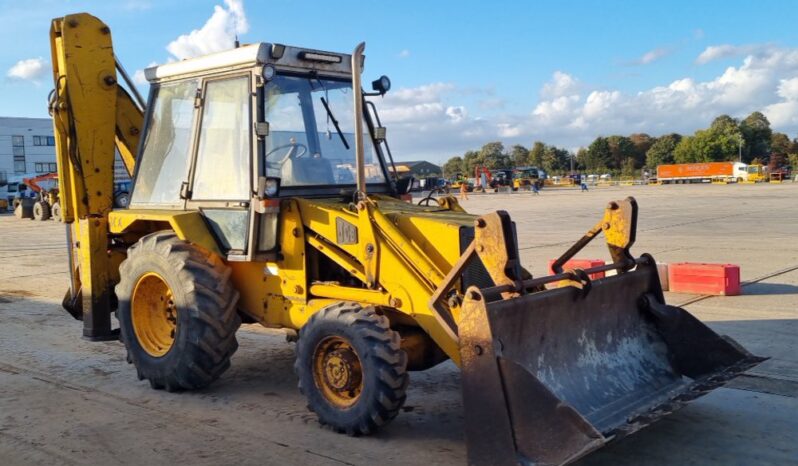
{"left": 668, "top": 263, "right": 741, "bottom": 296}
{"left": 548, "top": 259, "right": 606, "bottom": 280}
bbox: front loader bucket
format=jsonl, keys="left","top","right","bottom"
{"left": 458, "top": 256, "right": 764, "bottom": 466}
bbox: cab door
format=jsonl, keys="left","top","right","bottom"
{"left": 186, "top": 73, "right": 255, "bottom": 260}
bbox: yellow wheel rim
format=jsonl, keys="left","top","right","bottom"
{"left": 313, "top": 336, "right": 363, "bottom": 408}
{"left": 131, "top": 272, "right": 177, "bottom": 357}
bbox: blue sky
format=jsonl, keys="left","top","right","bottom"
{"left": 2, "top": 0, "right": 798, "bottom": 161}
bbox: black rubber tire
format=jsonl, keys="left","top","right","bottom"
{"left": 33, "top": 201, "right": 51, "bottom": 221}
{"left": 51, "top": 202, "right": 62, "bottom": 222}
{"left": 115, "top": 231, "right": 241, "bottom": 391}
{"left": 295, "top": 302, "right": 408, "bottom": 436}
{"left": 14, "top": 200, "right": 33, "bottom": 219}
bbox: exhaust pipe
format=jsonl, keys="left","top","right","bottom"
{"left": 351, "top": 42, "right": 366, "bottom": 198}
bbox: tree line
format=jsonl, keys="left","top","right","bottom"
{"left": 442, "top": 111, "right": 798, "bottom": 178}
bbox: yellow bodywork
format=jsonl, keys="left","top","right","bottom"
{"left": 109, "top": 195, "right": 474, "bottom": 364}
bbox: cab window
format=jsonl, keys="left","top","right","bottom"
{"left": 131, "top": 80, "right": 198, "bottom": 206}
{"left": 192, "top": 76, "right": 251, "bottom": 200}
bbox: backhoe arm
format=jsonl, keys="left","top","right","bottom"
{"left": 49, "top": 12, "right": 144, "bottom": 339}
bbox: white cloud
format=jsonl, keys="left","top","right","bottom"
{"left": 631, "top": 47, "right": 670, "bottom": 65}
{"left": 6, "top": 57, "right": 46, "bottom": 82}
{"left": 166, "top": 0, "right": 248, "bottom": 60}
{"left": 764, "top": 77, "right": 798, "bottom": 128}
{"left": 776, "top": 76, "right": 798, "bottom": 100}
{"left": 133, "top": 69, "right": 147, "bottom": 85}
{"left": 398, "top": 49, "right": 411, "bottom": 59}
{"left": 540, "top": 71, "right": 579, "bottom": 99}
{"left": 695, "top": 44, "right": 761, "bottom": 65}
{"left": 378, "top": 45, "right": 798, "bottom": 162}
{"left": 133, "top": 62, "right": 159, "bottom": 86}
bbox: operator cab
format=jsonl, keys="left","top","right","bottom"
{"left": 129, "top": 43, "right": 397, "bottom": 259}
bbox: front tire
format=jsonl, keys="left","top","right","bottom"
{"left": 295, "top": 302, "right": 408, "bottom": 435}
{"left": 115, "top": 231, "right": 240, "bottom": 391}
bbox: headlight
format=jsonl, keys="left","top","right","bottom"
{"left": 265, "top": 177, "right": 280, "bottom": 197}
{"left": 371, "top": 75, "right": 391, "bottom": 95}
{"left": 262, "top": 65, "right": 276, "bottom": 80}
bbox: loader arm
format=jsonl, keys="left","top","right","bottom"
{"left": 49, "top": 13, "right": 144, "bottom": 339}
{"left": 22, "top": 172, "right": 59, "bottom": 194}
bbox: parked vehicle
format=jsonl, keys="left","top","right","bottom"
{"left": 657, "top": 162, "right": 759, "bottom": 184}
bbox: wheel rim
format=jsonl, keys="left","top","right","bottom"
{"left": 313, "top": 336, "right": 363, "bottom": 408}
{"left": 131, "top": 272, "right": 177, "bottom": 357}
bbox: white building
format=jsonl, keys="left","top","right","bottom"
{"left": 0, "top": 117, "right": 58, "bottom": 186}
{"left": 0, "top": 116, "right": 130, "bottom": 189}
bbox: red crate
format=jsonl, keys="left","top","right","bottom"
{"left": 548, "top": 259, "right": 606, "bottom": 280}
{"left": 668, "top": 263, "right": 740, "bottom": 296}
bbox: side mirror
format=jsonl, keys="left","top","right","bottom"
{"left": 395, "top": 176, "right": 414, "bottom": 195}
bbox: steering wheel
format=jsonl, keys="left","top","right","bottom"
{"left": 417, "top": 187, "right": 448, "bottom": 206}
{"left": 266, "top": 143, "right": 308, "bottom": 164}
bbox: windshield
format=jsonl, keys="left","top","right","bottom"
{"left": 263, "top": 75, "right": 386, "bottom": 187}
{"left": 515, "top": 169, "right": 538, "bottom": 178}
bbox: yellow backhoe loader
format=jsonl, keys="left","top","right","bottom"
{"left": 49, "top": 13, "right": 763, "bottom": 465}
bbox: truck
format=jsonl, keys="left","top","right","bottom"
{"left": 48, "top": 13, "right": 763, "bottom": 466}
{"left": 512, "top": 166, "right": 546, "bottom": 190}
{"left": 656, "top": 161, "right": 762, "bottom": 184}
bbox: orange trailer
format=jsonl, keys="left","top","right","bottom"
{"left": 656, "top": 162, "right": 749, "bottom": 184}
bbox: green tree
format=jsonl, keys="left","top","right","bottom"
{"left": 528, "top": 141, "right": 545, "bottom": 167}
{"left": 442, "top": 156, "right": 464, "bottom": 177}
{"left": 673, "top": 136, "right": 698, "bottom": 163}
{"left": 645, "top": 133, "right": 681, "bottom": 167}
{"left": 477, "top": 142, "right": 510, "bottom": 169}
{"left": 510, "top": 144, "right": 529, "bottom": 166}
{"left": 585, "top": 137, "right": 612, "bottom": 171}
{"left": 462, "top": 150, "right": 480, "bottom": 175}
{"left": 675, "top": 117, "right": 742, "bottom": 163}
{"left": 771, "top": 132, "right": 791, "bottom": 156}
{"left": 788, "top": 154, "right": 798, "bottom": 171}
{"left": 607, "top": 135, "right": 636, "bottom": 169}
{"left": 708, "top": 115, "right": 743, "bottom": 161}
{"left": 739, "top": 111, "right": 772, "bottom": 163}
{"left": 542, "top": 146, "right": 569, "bottom": 173}
{"left": 620, "top": 157, "right": 636, "bottom": 177}
{"left": 575, "top": 147, "right": 588, "bottom": 171}
{"left": 629, "top": 133, "right": 654, "bottom": 167}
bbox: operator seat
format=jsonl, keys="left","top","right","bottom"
{"left": 281, "top": 156, "right": 336, "bottom": 186}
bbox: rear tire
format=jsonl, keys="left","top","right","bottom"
{"left": 295, "top": 302, "right": 408, "bottom": 435}
{"left": 33, "top": 201, "right": 51, "bottom": 221}
{"left": 115, "top": 231, "right": 241, "bottom": 391}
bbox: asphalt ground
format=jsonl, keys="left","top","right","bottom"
{"left": 0, "top": 182, "right": 796, "bottom": 465}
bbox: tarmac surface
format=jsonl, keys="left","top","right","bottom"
{"left": 0, "top": 182, "right": 796, "bottom": 465}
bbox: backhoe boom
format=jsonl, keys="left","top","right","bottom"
{"left": 49, "top": 13, "right": 143, "bottom": 339}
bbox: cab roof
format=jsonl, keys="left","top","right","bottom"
{"left": 144, "top": 43, "right": 358, "bottom": 83}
